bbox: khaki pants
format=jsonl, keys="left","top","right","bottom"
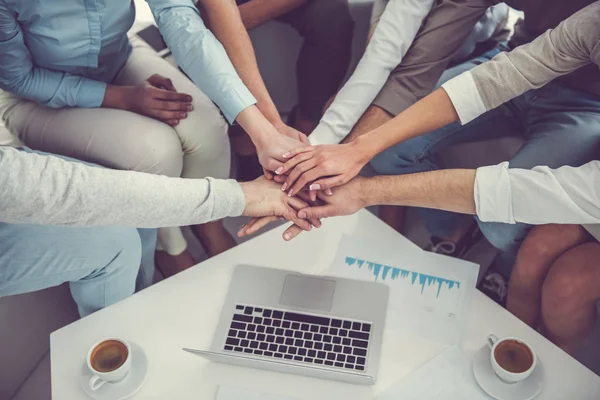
{"left": 1, "top": 43, "right": 230, "bottom": 256}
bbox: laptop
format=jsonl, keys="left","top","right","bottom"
{"left": 183, "top": 265, "right": 389, "bottom": 385}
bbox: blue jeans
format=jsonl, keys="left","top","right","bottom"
{"left": 0, "top": 149, "right": 157, "bottom": 317}
{"left": 371, "top": 49, "right": 600, "bottom": 277}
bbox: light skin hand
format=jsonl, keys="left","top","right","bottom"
{"left": 275, "top": 141, "right": 371, "bottom": 196}
{"left": 238, "top": 190, "right": 322, "bottom": 240}
{"left": 238, "top": 178, "right": 364, "bottom": 241}
{"left": 102, "top": 74, "right": 193, "bottom": 127}
{"left": 239, "top": 177, "right": 314, "bottom": 232}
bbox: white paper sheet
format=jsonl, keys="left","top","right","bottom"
{"left": 328, "top": 235, "right": 480, "bottom": 343}
{"left": 376, "top": 346, "right": 491, "bottom": 399}
{"left": 216, "top": 385, "right": 299, "bottom": 400}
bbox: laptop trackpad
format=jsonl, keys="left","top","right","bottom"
{"left": 279, "top": 275, "right": 336, "bottom": 312}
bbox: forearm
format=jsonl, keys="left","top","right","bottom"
{"left": 0, "top": 147, "right": 245, "bottom": 227}
{"left": 235, "top": 105, "right": 278, "bottom": 147}
{"left": 362, "top": 169, "right": 477, "bottom": 215}
{"left": 238, "top": 0, "right": 306, "bottom": 30}
{"left": 354, "top": 88, "right": 459, "bottom": 160}
{"left": 148, "top": 0, "right": 256, "bottom": 123}
{"left": 201, "top": 0, "right": 281, "bottom": 124}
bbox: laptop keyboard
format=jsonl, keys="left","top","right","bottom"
{"left": 223, "top": 304, "right": 372, "bottom": 372}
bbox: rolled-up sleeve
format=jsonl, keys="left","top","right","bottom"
{"left": 310, "top": 0, "right": 435, "bottom": 145}
{"left": 475, "top": 161, "right": 600, "bottom": 225}
{"left": 0, "top": 4, "right": 106, "bottom": 108}
{"left": 443, "top": 2, "right": 600, "bottom": 125}
{"left": 146, "top": 0, "right": 256, "bottom": 123}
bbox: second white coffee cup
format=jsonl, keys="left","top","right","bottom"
{"left": 487, "top": 334, "right": 537, "bottom": 384}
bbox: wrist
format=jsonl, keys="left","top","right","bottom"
{"left": 352, "top": 135, "right": 378, "bottom": 165}
{"left": 102, "top": 85, "right": 128, "bottom": 110}
{"left": 357, "top": 177, "right": 375, "bottom": 208}
{"left": 256, "top": 98, "right": 283, "bottom": 128}
{"left": 236, "top": 106, "right": 279, "bottom": 148}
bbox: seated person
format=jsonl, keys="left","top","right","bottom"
{"left": 0, "top": 145, "right": 313, "bottom": 318}
{"left": 0, "top": 0, "right": 305, "bottom": 275}
{"left": 278, "top": 0, "right": 600, "bottom": 295}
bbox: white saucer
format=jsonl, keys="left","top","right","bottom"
{"left": 473, "top": 344, "right": 543, "bottom": 400}
{"left": 80, "top": 341, "right": 148, "bottom": 400}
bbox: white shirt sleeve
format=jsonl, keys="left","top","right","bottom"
{"left": 475, "top": 161, "right": 600, "bottom": 225}
{"left": 309, "top": 0, "right": 435, "bottom": 145}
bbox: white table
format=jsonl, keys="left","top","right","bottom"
{"left": 51, "top": 211, "right": 600, "bottom": 399}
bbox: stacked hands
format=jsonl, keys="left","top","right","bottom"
{"left": 241, "top": 138, "right": 372, "bottom": 241}
{"left": 108, "top": 75, "right": 370, "bottom": 240}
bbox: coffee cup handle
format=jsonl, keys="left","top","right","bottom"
{"left": 487, "top": 334, "right": 499, "bottom": 349}
{"left": 89, "top": 375, "right": 106, "bottom": 391}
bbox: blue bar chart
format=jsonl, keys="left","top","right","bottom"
{"left": 332, "top": 235, "right": 479, "bottom": 343}
{"left": 345, "top": 257, "right": 460, "bottom": 299}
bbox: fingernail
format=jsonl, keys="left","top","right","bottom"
{"left": 281, "top": 183, "right": 287, "bottom": 191}
{"left": 287, "top": 189, "right": 294, "bottom": 197}
{"left": 187, "top": 104, "right": 193, "bottom": 111}
{"left": 309, "top": 184, "right": 321, "bottom": 191}
{"left": 299, "top": 211, "right": 306, "bottom": 218}
{"left": 326, "top": 189, "right": 333, "bottom": 196}
{"left": 186, "top": 96, "right": 193, "bottom": 102}
{"left": 180, "top": 113, "right": 187, "bottom": 118}
{"left": 284, "top": 233, "right": 291, "bottom": 241}
{"left": 174, "top": 120, "right": 179, "bottom": 125}
{"left": 240, "top": 224, "right": 245, "bottom": 229}
{"left": 282, "top": 152, "right": 291, "bottom": 158}
{"left": 275, "top": 167, "right": 283, "bottom": 175}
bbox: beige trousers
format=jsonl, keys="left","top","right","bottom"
{"left": 1, "top": 43, "right": 231, "bottom": 255}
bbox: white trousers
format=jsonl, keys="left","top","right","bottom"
{"left": 1, "top": 43, "right": 231, "bottom": 255}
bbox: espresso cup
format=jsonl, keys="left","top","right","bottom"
{"left": 487, "top": 334, "right": 537, "bottom": 384}
{"left": 86, "top": 338, "right": 132, "bottom": 391}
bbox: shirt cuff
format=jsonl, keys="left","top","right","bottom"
{"left": 207, "top": 178, "right": 246, "bottom": 219}
{"left": 309, "top": 124, "right": 341, "bottom": 145}
{"left": 77, "top": 79, "right": 107, "bottom": 108}
{"left": 441, "top": 71, "right": 487, "bottom": 125}
{"left": 474, "top": 162, "right": 515, "bottom": 224}
{"left": 220, "top": 85, "right": 257, "bottom": 124}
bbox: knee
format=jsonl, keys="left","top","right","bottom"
{"left": 109, "top": 227, "right": 143, "bottom": 274}
{"left": 542, "top": 266, "right": 587, "bottom": 317}
{"left": 133, "top": 123, "right": 184, "bottom": 177}
{"left": 512, "top": 225, "right": 586, "bottom": 282}
{"left": 542, "top": 243, "right": 600, "bottom": 312}
{"left": 179, "top": 110, "right": 229, "bottom": 159}
{"left": 306, "top": 0, "right": 354, "bottom": 42}
{"left": 478, "top": 221, "right": 531, "bottom": 253}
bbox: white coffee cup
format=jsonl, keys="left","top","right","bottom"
{"left": 487, "top": 334, "right": 537, "bottom": 383}
{"left": 87, "top": 338, "right": 132, "bottom": 391}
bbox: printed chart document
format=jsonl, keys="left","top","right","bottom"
{"left": 376, "top": 346, "right": 490, "bottom": 399}
{"left": 329, "top": 235, "right": 479, "bottom": 344}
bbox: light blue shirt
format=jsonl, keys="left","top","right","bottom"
{"left": 0, "top": 0, "right": 255, "bottom": 123}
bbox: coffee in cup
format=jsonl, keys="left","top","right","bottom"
{"left": 487, "top": 334, "right": 537, "bottom": 383}
{"left": 87, "top": 338, "right": 132, "bottom": 391}
{"left": 494, "top": 339, "right": 534, "bottom": 373}
{"left": 90, "top": 339, "right": 129, "bottom": 372}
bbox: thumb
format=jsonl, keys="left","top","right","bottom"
{"left": 298, "top": 205, "right": 335, "bottom": 220}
